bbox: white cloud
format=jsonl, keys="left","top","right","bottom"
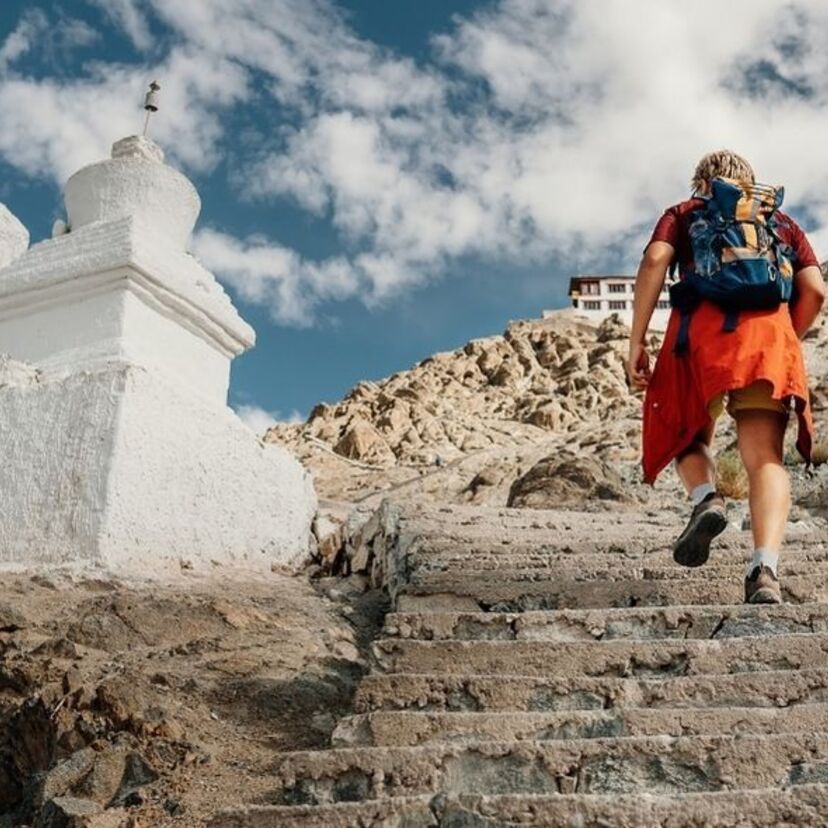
{"left": 0, "top": 11, "right": 46, "bottom": 71}
{"left": 0, "top": 45, "right": 248, "bottom": 182}
{"left": 226, "top": 0, "right": 828, "bottom": 320}
{"left": 145, "top": 0, "right": 444, "bottom": 113}
{"left": 85, "top": 0, "right": 152, "bottom": 51}
{"left": 0, "top": 9, "right": 98, "bottom": 72}
{"left": 192, "top": 227, "right": 361, "bottom": 326}
{"left": 234, "top": 404, "right": 303, "bottom": 434}
{"left": 60, "top": 19, "right": 100, "bottom": 51}
{"left": 2, "top": 0, "right": 828, "bottom": 325}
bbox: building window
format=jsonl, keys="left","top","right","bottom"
{"left": 608, "top": 283, "right": 626, "bottom": 294}
{"left": 656, "top": 300, "right": 670, "bottom": 309}
{"left": 608, "top": 300, "right": 626, "bottom": 310}
{"left": 583, "top": 300, "right": 601, "bottom": 310}
{"left": 581, "top": 281, "right": 599, "bottom": 295}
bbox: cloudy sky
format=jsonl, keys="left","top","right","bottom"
{"left": 1, "top": 0, "right": 826, "bottom": 429}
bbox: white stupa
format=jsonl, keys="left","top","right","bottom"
{"left": 0, "top": 129, "right": 316, "bottom": 575}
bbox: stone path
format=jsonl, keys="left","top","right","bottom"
{"left": 211, "top": 503, "right": 828, "bottom": 826}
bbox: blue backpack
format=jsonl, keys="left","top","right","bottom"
{"left": 670, "top": 177, "right": 795, "bottom": 354}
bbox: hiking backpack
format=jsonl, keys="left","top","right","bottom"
{"left": 670, "top": 176, "right": 795, "bottom": 354}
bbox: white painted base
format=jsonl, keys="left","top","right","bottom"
{"left": 0, "top": 358, "right": 316, "bottom": 575}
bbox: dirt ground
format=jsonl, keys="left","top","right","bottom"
{"left": 0, "top": 569, "right": 385, "bottom": 826}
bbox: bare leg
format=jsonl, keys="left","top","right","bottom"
{"left": 675, "top": 421, "right": 716, "bottom": 495}
{"left": 735, "top": 410, "right": 789, "bottom": 552}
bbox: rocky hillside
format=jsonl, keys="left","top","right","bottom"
{"left": 266, "top": 305, "right": 828, "bottom": 539}
{"left": 266, "top": 311, "right": 655, "bottom": 507}
{"left": 265, "top": 304, "right": 828, "bottom": 507}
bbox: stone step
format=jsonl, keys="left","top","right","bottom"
{"left": 332, "top": 702, "right": 828, "bottom": 747}
{"left": 208, "top": 796, "right": 434, "bottom": 828}
{"left": 268, "top": 732, "right": 828, "bottom": 805}
{"left": 372, "top": 632, "right": 828, "bottom": 678}
{"left": 404, "top": 523, "right": 825, "bottom": 559}
{"left": 407, "top": 559, "right": 828, "bottom": 584}
{"left": 396, "top": 503, "right": 680, "bottom": 530}
{"left": 393, "top": 533, "right": 828, "bottom": 580}
{"left": 207, "top": 784, "right": 828, "bottom": 827}
{"left": 406, "top": 560, "right": 828, "bottom": 584}
{"left": 407, "top": 544, "right": 828, "bottom": 572}
{"left": 354, "top": 668, "right": 828, "bottom": 713}
{"left": 390, "top": 502, "right": 699, "bottom": 531}
{"left": 209, "top": 500, "right": 828, "bottom": 825}
{"left": 395, "top": 573, "right": 824, "bottom": 611}
{"left": 383, "top": 602, "right": 828, "bottom": 642}
{"left": 389, "top": 503, "right": 823, "bottom": 543}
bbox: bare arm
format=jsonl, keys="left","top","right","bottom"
{"left": 627, "top": 241, "right": 673, "bottom": 388}
{"left": 790, "top": 265, "right": 825, "bottom": 338}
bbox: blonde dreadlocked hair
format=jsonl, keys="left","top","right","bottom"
{"left": 691, "top": 150, "right": 755, "bottom": 195}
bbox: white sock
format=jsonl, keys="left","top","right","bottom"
{"left": 746, "top": 548, "right": 778, "bottom": 577}
{"left": 690, "top": 482, "right": 716, "bottom": 506}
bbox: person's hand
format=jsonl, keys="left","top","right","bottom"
{"left": 627, "top": 341, "right": 651, "bottom": 389}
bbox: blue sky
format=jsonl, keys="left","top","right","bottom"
{"left": 1, "top": 1, "right": 826, "bottom": 427}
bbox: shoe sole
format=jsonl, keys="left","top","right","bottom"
{"left": 672, "top": 508, "right": 728, "bottom": 568}
{"left": 746, "top": 587, "right": 783, "bottom": 605}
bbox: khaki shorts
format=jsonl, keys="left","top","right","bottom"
{"left": 707, "top": 380, "right": 788, "bottom": 419}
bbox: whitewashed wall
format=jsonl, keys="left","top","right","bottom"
{"left": 0, "top": 136, "right": 317, "bottom": 576}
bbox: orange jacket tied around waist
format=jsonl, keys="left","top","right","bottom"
{"left": 642, "top": 300, "right": 812, "bottom": 484}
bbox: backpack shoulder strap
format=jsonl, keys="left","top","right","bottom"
{"left": 722, "top": 308, "right": 739, "bottom": 333}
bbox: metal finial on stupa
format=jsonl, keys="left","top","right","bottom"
{"left": 142, "top": 80, "right": 161, "bottom": 136}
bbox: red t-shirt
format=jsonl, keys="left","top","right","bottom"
{"left": 647, "top": 198, "right": 819, "bottom": 273}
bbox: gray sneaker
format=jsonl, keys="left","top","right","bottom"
{"left": 744, "top": 565, "right": 782, "bottom": 604}
{"left": 673, "top": 492, "right": 727, "bottom": 568}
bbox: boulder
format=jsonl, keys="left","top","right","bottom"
{"left": 524, "top": 399, "right": 568, "bottom": 431}
{"left": 596, "top": 312, "right": 630, "bottom": 342}
{"left": 95, "top": 678, "right": 146, "bottom": 730}
{"left": 0, "top": 602, "right": 26, "bottom": 631}
{"left": 556, "top": 350, "right": 589, "bottom": 376}
{"left": 34, "top": 739, "right": 157, "bottom": 817}
{"left": 34, "top": 796, "right": 102, "bottom": 828}
{"left": 507, "top": 451, "right": 632, "bottom": 509}
{"left": 476, "top": 346, "right": 507, "bottom": 378}
{"left": 375, "top": 403, "right": 410, "bottom": 434}
{"left": 307, "top": 402, "right": 334, "bottom": 422}
{"left": 489, "top": 359, "right": 523, "bottom": 387}
{"left": 333, "top": 419, "right": 395, "bottom": 465}
{"left": 313, "top": 514, "right": 345, "bottom": 568}
{"left": 344, "top": 381, "right": 380, "bottom": 402}
{"left": 464, "top": 463, "right": 509, "bottom": 501}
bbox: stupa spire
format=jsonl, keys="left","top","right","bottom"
{"left": 142, "top": 80, "right": 161, "bottom": 137}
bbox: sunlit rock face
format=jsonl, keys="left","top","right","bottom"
{"left": 0, "top": 135, "right": 316, "bottom": 576}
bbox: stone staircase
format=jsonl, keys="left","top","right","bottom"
{"left": 211, "top": 503, "right": 828, "bottom": 827}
